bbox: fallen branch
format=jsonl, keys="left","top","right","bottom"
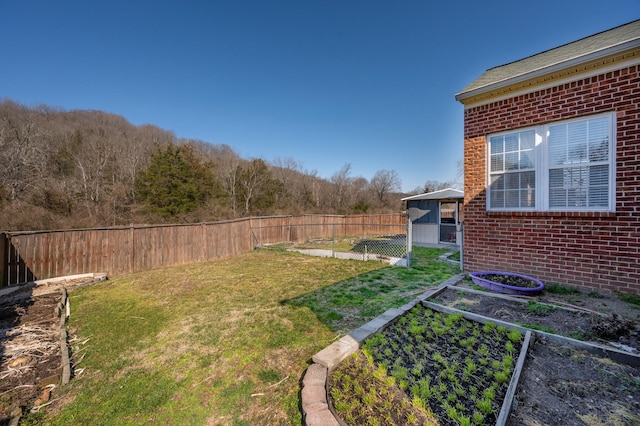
{"left": 248, "top": 375, "right": 290, "bottom": 398}
{"left": 73, "top": 352, "right": 87, "bottom": 366}
{"left": 546, "top": 298, "right": 608, "bottom": 316}
{"left": 267, "top": 375, "right": 289, "bottom": 388}
{"left": 30, "top": 396, "right": 62, "bottom": 413}
{"left": 0, "top": 384, "right": 35, "bottom": 397}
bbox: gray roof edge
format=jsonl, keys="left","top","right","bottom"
{"left": 455, "top": 38, "right": 640, "bottom": 102}
{"left": 401, "top": 188, "right": 464, "bottom": 201}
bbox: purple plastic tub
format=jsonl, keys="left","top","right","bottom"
{"left": 469, "top": 271, "right": 545, "bottom": 295}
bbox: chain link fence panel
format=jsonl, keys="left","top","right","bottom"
{"left": 251, "top": 221, "right": 410, "bottom": 267}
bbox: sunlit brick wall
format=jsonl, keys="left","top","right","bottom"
{"left": 462, "top": 65, "right": 640, "bottom": 294}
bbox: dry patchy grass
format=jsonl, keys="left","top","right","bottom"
{"left": 27, "top": 248, "right": 456, "bottom": 425}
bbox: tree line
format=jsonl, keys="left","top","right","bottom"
{"left": 0, "top": 100, "right": 457, "bottom": 231}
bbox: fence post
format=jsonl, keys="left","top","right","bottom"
{"left": 331, "top": 223, "right": 335, "bottom": 258}
{"left": 130, "top": 224, "right": 134, "bottom": 273}
{"left": 406, "top": 218, "right": 412, "bottom": 268}
{"left": 0, "top": 233, "right": 7, "bottom": 288}
{"left": 458, "top": 221, "right": 464, "bottom": 272}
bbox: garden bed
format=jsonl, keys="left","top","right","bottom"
{"left": 329, "top": 303, "right": 530, "bottom": 425}
{"left": 433, "top": 286, "right": 640, "bottom": 353}
{"left": 431, "top": 285, "right": 640, "bottom": 425}
{"left": 322, "top": 285, "right": 640, "bottom": 426}
{"left": 0, "top": 290, "right": 63, "bottom": 424}
{"left": 0, "top": 274, "right": 106, "bottom": 424}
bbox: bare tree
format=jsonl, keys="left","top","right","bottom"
{"left": 211, "top": 144, "right": 243, "bottom": 215}
{"left": 423, "top": 180, "right": 453, "bottom": 193}
{"left": 0, "top": 100, "right": 412, "bottom": 229}
{"left": 237, "top": 159, "right": 277, "bottom": 216}
{"left": 329, "top": 163, "right": 353, "bottom": 211}
{"left": 0, "top": 101, "right": 50, "bottom": 201}
{"left": 452, "top": 159, "right": 464, "bottom": 190}
{"left": 369, "top": 169, "right": 401, "bottom": 206}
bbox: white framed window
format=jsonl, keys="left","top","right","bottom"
{"left": 487, "top": 112, "right": 615, "bottom": 212}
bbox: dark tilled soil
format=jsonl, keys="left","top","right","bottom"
{"left": 433, "top": 287, "right": 640, "bottom": 352}
{"left": 473, "top": 273, "right": 540, "bottom": 288}
{"left": 432, "top": 286, "right": 640, "bottom": 426}
{"left": 509, "top": 336, "right": 640, "bottom": 426}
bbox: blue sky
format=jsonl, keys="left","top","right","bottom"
{"left": 1, "top": 1, "right": 638, "bottom": 192}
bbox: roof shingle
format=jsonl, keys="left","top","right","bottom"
{"left": 456, "top": 20, "right": 640, "bottom": 100}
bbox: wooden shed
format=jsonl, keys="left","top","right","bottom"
{"left": 402, "top": 188, "right": 463, "bottom": 246}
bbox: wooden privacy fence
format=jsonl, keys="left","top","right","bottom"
{"left": 249, "top": 213, "right": 407, "bottom": 246}
{"left": 0, "top": 213, "right": 406, "bottom": 287}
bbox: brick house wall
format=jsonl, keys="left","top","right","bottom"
{"left": 462, "top": 65, "right": 639, "bottom": 294}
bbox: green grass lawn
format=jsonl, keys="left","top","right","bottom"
{"left": 29, "top": 247, "right": 458, "bottom": 426}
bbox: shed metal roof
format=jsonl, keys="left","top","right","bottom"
{"left": 402, "top": 188, "right": 464, "bottom": 201}
{"left": 456, "top": 20, "right": 640, "bottom": 102}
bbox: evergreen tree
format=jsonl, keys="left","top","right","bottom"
{"left": 136, "top": 143, "right": 218, "bottom": 218}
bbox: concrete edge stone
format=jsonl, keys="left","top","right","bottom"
{"left": 379, "top": 308, "right": 403, "bottom": 322}
{"left": 348, "top": 317, "right": 388, "bottom": 343}
{"left": 416, "top": 279, "right": 459, "bottom": 301}
{"left": 398, "top": 299, "right": 419, "bottom": 312}
{"left": 301, "top": 364, "right": 340, "bottom": 426}
{"left": 440, "top": 273, "right": 466, "bottom": 287}
{"left": 438, "top": 252, "right": 461, "bottom": 266}
{"left": 301, "top": 385, "right": 327, "bottom": 412}
{"left": 304, "top": 409, "right": 341, "bottom": 426}
{"left": 302, "top": 363, "right": 327, "bottom": 387}
{"left": 348, "top": 326, "right": 374, "bottom": 343}
{"left": 311, "top": 335, "right": 359, "bottom": 370}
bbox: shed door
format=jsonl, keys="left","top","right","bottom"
{"left": 439, "top": 202, "right": 457, "bottom": 243}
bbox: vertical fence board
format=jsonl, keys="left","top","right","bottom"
{"left": 51, "top": 233, "right": 61, "bottom": 278}
{"left": 115, "top": 228, "right": 133, "bottom": 275}
{"left": 8, "top": 237, "right": 17, "bottom": 284}
{"left": 42, "top": 233, "right": 51, "bottom": 279}
{"left": 0, "top": 233, "right": 7, "bottom": 287}
{"left": 33, "top": 234, "right": 43, "bottom": 281}
{"left": 161, "top": 226, "right": 174, "bottom": 267}
{"left": 62, "top": 231, "right": 71, "bottom": 276}
{"left": 71, "top": 231, "right": 81, "bottom": 276}
{"left": 13, "top": 237, "right": 21, "bottom": 283}
{"left": 62, "top": 232, "right": 71, "bottom": 277}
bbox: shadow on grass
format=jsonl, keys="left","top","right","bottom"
{"left": 349, "top": 234, "right": 406, "bottom": 257}
{"left": 282, "top": 247, "right": 460, "bottom": 334}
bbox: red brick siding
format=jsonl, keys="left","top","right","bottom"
{"left": 463, "top": 65, "right": 640, "bottom": 294}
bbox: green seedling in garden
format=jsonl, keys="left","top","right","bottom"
{"left": 505, "top": 341, "right": 515, "bottom": 353}
{"left": 527, "top": 300, "right": 555, "bottom": 314}
{"left": 473, "top": 411, "right": 485, "bottom": 424}
{"left": 333, "top": 305, "right": 522, "bottom": 425}
{"left": 507, "top": 328, "right": 522, "bottom": 342}
{"left": 617, "top": 291, "right": 640, "bottom": 306}
{"left": 477, "top": 398, "right": 493, "bottom": 415}
{"left": 518, "top": 323, "right": 556, "bottom": 334}
{"left": 546, "top": 283, "right": 581, "bottom": 295}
